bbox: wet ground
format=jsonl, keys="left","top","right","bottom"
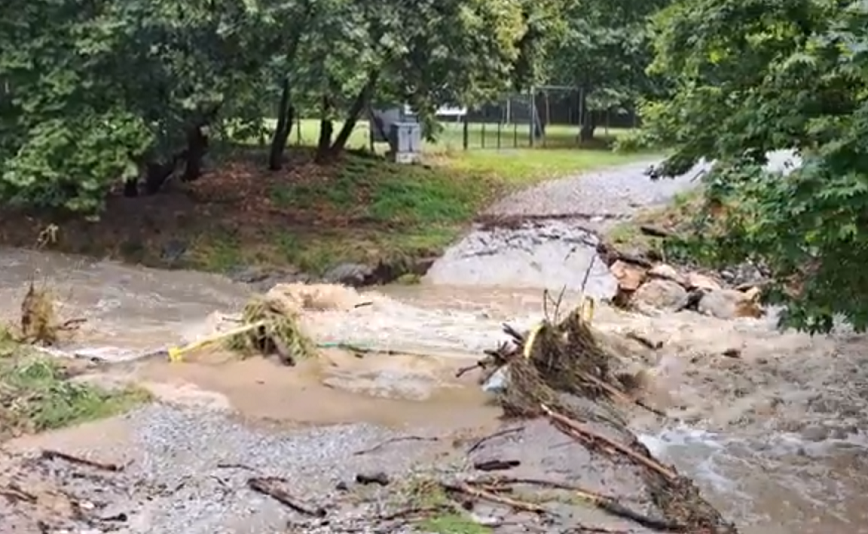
{"left": 2, "top": 151, "right": 866, "bottom": 534}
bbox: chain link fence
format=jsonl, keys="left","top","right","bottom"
{"left": 434, "top": 86, "right": 640, "bottom": 150}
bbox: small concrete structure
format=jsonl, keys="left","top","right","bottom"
{"left": 388, "top": 122, "right": 421, "bottom": 164}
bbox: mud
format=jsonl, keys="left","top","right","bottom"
{"left": 0, "top": 151, "right": 862, "bottom": 534}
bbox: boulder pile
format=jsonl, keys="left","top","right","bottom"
{"left": 604, "top": 256, "right": 764, "bottom": 320}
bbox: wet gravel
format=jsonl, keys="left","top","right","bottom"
{"left": 484, "top": 160, "right": 698, "bottom": 222}
{"left": 1, "top": 403, "right": 451, "bottom": 533}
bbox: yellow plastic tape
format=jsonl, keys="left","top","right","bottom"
{"left": 166, "top": 320, "right": 266, "bottom": 363}
{"left": 523, "top": 323, "right": 544, "bottom": 359}
{"left": 579, "top": 296, "right": 595, "bottom": 324}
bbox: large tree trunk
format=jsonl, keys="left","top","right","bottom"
{"left": 181, "top": 126, "right": 208, "bottom": 182}
{"left": 143, "top": 159, "right": 177, "bottom": 195}
{"left": 329, "top": 70, "right": 380, "bottom": 157}
{"left": 268, "top": 77, "right": 295, "bottom": 171}
{"left": 315, "top": 95, "right": 334, "bottom": 164}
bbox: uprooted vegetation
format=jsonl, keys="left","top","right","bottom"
{"left": 0, "top": 233, "right": 151, "bottom": 440}
{"left": 207, "top": 287, "right": 739, "bottom": 533}
{"left": 0, "top": 340, "right": 151, "bottom": 441}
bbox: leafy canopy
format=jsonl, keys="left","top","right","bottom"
{"left": 0, "top": 0, "right": 556, "bottom": 211}
{"left": 644, "top": 0, "right": 868, "bottom": 333}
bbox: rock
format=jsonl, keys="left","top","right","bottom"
{"left": 686, "top": 272, "right": 722, "bottom": 292}
{"left": 227, "top": 265, "right": 272, "bottom": 284}
{"left": 648, "top": 263, "right": 686, "bottom": 285}
{"left": 631, "top": 279, "right": 689, "bottom": 312}
{"left": 609, "top": 260, "right": 647, "bottom": 291}
{"left": 322, "top": 262, "right": 374, "bottom": 287}
{"left": 355, "top": 471, "right": 390, "bottom": 486}
{"left": 697, "top": 289, "right": 763, "bottom": 319}
{"left": 742, "top": 286, "right": 762, "bottom": 302}
{"left": 160, "top": 239, "right": 188, "bottom": 263}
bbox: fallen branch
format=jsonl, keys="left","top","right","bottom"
{"left": 58, "top": 317, "right": 87, "bottom": 331}
{"left": 41, "top": 450, "right": 124, "bottom": 472}
{"left": 455, "top": 362, "right": 483, "bottom": 378}
{"left": 473, "top": 459, "right": 520, "bottom": 471}
{"left": 574, "top": 368, "right": 666, "bottom": 418}
{"left": 541, "top": 405, "right": 677, "bottom": 480}
{"left": 247, "top": 477, "right": 326, "bottom": 517}
{"left": 466, "top": 426, "right": 524, "bottom": 454}
{"left": 625, "top": 331, "right": 662, "bottom": 350}
{"left": 440, "top": 480, "right": 547, "bottom": 514}
{"left": 353, "top": 435, "right": 440, "bottom": 456}
{"left": 474, "top": 476, "right": 685, "bottom": 532}
{"left": 0, "top": 483, "right": 37, "bottom": 504}
{"left": 639, "top": 225, "right": 672, "bottom": 238}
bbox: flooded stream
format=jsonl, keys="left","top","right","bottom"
{"left": 3, "top": 241, "right": 868, "bottom": 533}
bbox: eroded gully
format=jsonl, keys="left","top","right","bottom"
{"left": 2, "top": 153, "right": 867, "bottom": 533}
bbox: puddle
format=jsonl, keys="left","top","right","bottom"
{"left": 112, "top": 348, "right": 500, "bottom": 431}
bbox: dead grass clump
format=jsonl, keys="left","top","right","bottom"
{"left": 486, "top": 309, "right": 629, "bottom": 425}
{"left": 226, "top": 294, "right": 316, "bottom": 365}
{"left": 20, "top": 283, "right": 59, "bottom": 345}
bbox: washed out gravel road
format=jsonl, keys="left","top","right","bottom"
{"left": 425, "top": 150, "right": 800, "bottom": 294}
{"left": 0, "top": 153, "right": 802, "bottom": 533}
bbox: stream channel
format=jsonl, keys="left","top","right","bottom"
{"left": 2, "top": 155, "right": 868, "bottom": 534}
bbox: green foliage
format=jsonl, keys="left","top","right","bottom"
{"left": 0, "top": 354, "right": 150, "bottom": 435}
{"left": 0, "top": 0, "right": 546, "bottom": 212}
{"left": 546, "top": 0, "right": 672, "bottom": 112}
{"left": 645, "top": 0, "right": 868, "bottom": 333}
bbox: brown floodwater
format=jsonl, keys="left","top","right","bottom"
{"left": 3, "top": 246, "right": 868, "bottom": 532}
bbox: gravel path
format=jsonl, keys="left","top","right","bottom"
{"left": 484, "top": 159, "right": 697, "bottom": 220}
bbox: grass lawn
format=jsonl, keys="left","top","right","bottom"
{"left": 0, "top": 332, "right": 150, "bottom": 439}
{"left": 0, "top": 119, "right": 663, "bottom": 279}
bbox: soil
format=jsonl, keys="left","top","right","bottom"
{"left": 0, "top": 147, "right": 490, "bottom": 286}
{"left": 1, "top": 151, "right": 864, "bottom": 534}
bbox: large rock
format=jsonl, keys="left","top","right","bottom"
{"left": 610, "top": 260, "right": 647, "bottom": 291}
{"left": 648, "top": 263, "right": 686, "bottom": 286}
{"left": 323, "top": 263, "right": 374, "bottom": 287}
{"left": 698, "top": 289, "right": 763, "bottom": 319}
{"left": 686, "top": 272, "right": 722, "bottom": 292}
{"left": 632, "top": 279, "right": 689, "bottom": 312}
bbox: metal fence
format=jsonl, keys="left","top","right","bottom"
{"left": 434, "top": 86, "right": 640, "bottom": 150}
{"left": 277, "top": 86, "right": 640, "bottom": 152}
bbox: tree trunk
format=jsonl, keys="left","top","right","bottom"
{"left": 143, "top": 160, "right": 177, "bottom": 195}
{"left": 123, "top": 179, "right": 138, "bottom": 197}
{"left": 315, "top": 95, "right": 334, "bottom": 164}
{"left": 579, "top": 90, "right": 596, "bottom": 143}
{"left": 580, "top": 114, "right": 596, "bottom": 143}
{"left": 329, "top": 70, "right": 380, "bottom": 157}
{"left": 181, "top": 126, "right": 208, "bottom": 182}
{"left": 268, "top": 77, "right": 295, "bottom": 171}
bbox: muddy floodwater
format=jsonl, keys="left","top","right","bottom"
{"left": 0, "top": 151, "right": 859, "bottom": 534}
{"left": 3, "top": 246, "right": 868, "bottom": 533}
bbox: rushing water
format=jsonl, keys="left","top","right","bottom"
{"left": 3, "top": 246, "right": 868, "bottom": 532}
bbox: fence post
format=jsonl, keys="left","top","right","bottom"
{"left": 528, "top": 86, "right": 535, "bottom": 147}
{"left": 462, "top": 110, "right": 469, "bottom": 150}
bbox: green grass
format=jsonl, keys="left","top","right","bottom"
{"left": 398, "top": 477, "right": 493, "bottom": 534}
{"left": 0, "top": 343, "right": 151, "bottom": 438}
{"left": 176, "top": 119, "right": 664, "bottom": 277}
{"left": 605, "top": 189, "right": 702, "bottom": 255}
{"left": 262, "top": 118, "right": 662, "bottom": 187}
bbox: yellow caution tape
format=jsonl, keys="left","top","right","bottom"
{"left": 522, "top": 323, "right": 545, "bottom": 359}
{"left": 166, "top": 320, "right": 267, "bottom": 363}
{"left": 580, "top": 296, "right": 595, "bottom": 324}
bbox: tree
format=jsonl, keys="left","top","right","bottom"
{"left": 0, "top": 0, "right": 545, "bottom": 208}
{"left": 546, "top": 0, "right": 670, "bottom": 141}
{"left": 644, "top": 0, "right": 868, "bottom": 333}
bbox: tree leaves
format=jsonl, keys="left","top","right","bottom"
{"left": 646, "top": 0, "right": 868, "bottom": 332}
